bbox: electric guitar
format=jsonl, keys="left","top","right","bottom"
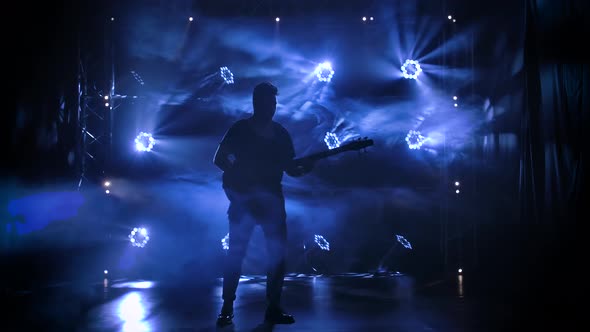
{"left": 293, "top": 137, "right": 374, "bottom": 163}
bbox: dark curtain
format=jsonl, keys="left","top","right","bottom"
{"left": 7, "top": 1, "right": 83, "bottom": 182}
{"left": 517, "top": 0, "right": 588, "bottom": 327}
{"left": 521, "top": 0, "right": 588, "bottom": 234}
{"left": 521, "top": 0, "right": 587, "bottom": 252}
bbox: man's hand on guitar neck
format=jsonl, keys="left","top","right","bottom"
{"left": 286, "top": 157, "right": 315, "bottom": 177}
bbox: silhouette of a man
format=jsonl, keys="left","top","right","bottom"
{"left": 214, "top": 82, "right": 313, "bottom": 327}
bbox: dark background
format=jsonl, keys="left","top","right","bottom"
{"left": 4, "top": 0, "right": 587, "bottom": 327}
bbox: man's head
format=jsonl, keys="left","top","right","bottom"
{"left": 252, "top": 82, "right": 278, "bottom": 122}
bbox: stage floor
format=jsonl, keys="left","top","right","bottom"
{"left": 5, "top": 271, "right": 522, "bottom": 332}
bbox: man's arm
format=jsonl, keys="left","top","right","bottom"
{"left": 282, "top": 127, "right": 314, "bottom": 177}
{"left": 213, "top": 124, "right": 239, "bottom": 172}
{"left": 213, "top": 143, "right": 235, "bottom": 172}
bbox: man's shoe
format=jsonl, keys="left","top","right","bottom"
{"left": 216, "top": 312, "right": 234, "bottom": 327}
{"left": 264, "top": 309, "right": 295, "bottom": 324}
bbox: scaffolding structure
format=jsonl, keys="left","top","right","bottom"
{"left": 75, "top": 19, "right": 116, "bottom": 190}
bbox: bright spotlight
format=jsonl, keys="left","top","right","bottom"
{"left": 104, "top": 95, "right": 109, "bottom": 100}
{"left": 104, "top": 269, "right": 108, "bottom": 274}
{"left": 405, "top": 130, "right": 426, "bottom": 150}
{"left": 324, "top": 132, "right": 341, "bottom": 150}
{"left": 448, "top": 15, "right": 452, "bottom": 20}
{"left": 314, "top": 235, "right": 330, "bottom": 251}
{"left": 315, "top": 61, "right": 334, "bottom": 82}
{"left": 189, "top": 17, "right": 193, "bottom": 21}
{"left": 220, "top": 66, "right": 234, "bottom": 84}
{"left": 221, "top": 233, "right": 229, "bottom": 250}
{"left": 395, "top": 235, "right": 413, "bottom": 249}
{"left": 401, "top": 59, "right": 422, "bottom": 79}
{"left": 129, "top": 227, "right": 150, "bottom": 248}
{"left": 458, "top": 268, "right": 463, "bottom": 273}
{"left": 135, "top": 132, "right": 155, "bottom": 152}
{"left": 456, "top": 189, "right": 460, "bottom": 194}
{"left": 455, "top": 181, "right": 460, "bottom": 186}
{"left": 105, "top": 102, "right": 109, "bottom": 107}
{"left": 362, "top": 16, "right": 367, "bottom": 21}
{"left": 454, "top": 103, "right": 458, "bottom": 107}
{"left": 110, "top": 17, "right": 115, "bottom": 21}
{"left": 105, "top": 189, "right": 110, "bottom": 194}
{"left": 104, "top": 181, "right": 111, "bottom": 187}
{"left": 453, "top": 96, "right": 457, "bottom": 100}
{"left": 369, "top": 17, "right": 374, "bottom": 21}
{"left": 275, "top": 17, "right": 280, "bottom": 22}
{"left": 453, "top": 19, "right": 456, "bottom": 23}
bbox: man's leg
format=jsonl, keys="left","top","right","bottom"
{"left": 261, "top": 214, "right": 294, "bottom": 324}
{"left": 222, "top": 216, "right": 255, "bottom": 305}
{"left": 218, "top": 211, "right": 254, "bottom": 327}
{"left": 261, "top": 218, "right": 287, "bottom": 308}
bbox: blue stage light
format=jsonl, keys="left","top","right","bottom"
{"left": 129, "top": 227, "right": 150, "bottom": 248}
{"left": 395, "top": 235, "right": 412, "bottom": 249}
{"left": 221, "top": 233, "right": 229, "bottom": 250}
{"left": 315, "top": 62, "right": 334, "bottom": 82}
{"left": 324, "top": 132, "right": 340, "bottom": 150}
{"left": 405, "top": 130, "right": 425, "bottom": 150}
{"left": 220, "top": 66, "right": 234, "bottom": 84}
{"left": 401, "top": 59, "right": 422, "bottom": 79}
{"left": 314, "top": 234, "right": 330, "bottom": 251}
{"left": 135, "top": 132, "right": 155, "bottom": 152}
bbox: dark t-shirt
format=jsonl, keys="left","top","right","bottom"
{"left": 220, "top": 119, "right": 295, "bottom": 194}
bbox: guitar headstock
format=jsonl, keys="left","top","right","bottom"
{"left": 339, "top": 137, "right": 374, "bottom": 151}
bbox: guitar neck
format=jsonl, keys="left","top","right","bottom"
{"left": 295, "top": 139, "right": 373, "bottom": 162}
{"left": 302, "top": 146, "right": 350, "bottom": 161}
